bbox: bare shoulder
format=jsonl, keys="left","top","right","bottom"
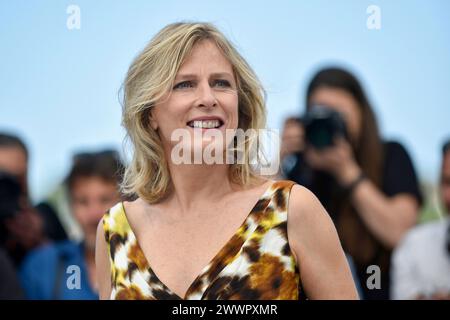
{"left": 96, "top": 206, "right": 111, "bottom": 242}
{"left": 288, "top": 184, "right": 329, "bottom": 226}
{"left": 96, "top": 218, "right": 105, "bottom": 238}
{"left": 122, "top": 197, "right": 165, "bottom": 232}
{"left": 122, "top": 197, "right": 141, "bottom": 213}
{"left": 288, "top": 184, "right": 334, "bottom": 250}
{"left": 95, "top": 213, "right": 112, "bottom": 299}
{"left": 122, "top": 197, "right": 149, "bottom": 221}
{"left": 286, "top": 184, "right": 359, "bottom": 299}
{"left": 288, "top": 184, "right": 317, "bottom": 209}
{"left": 287, "top": 184, "right": 340, "bottom": 250}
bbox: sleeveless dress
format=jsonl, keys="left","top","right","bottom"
{"left": 102, "top": 180, "right": 304, "bottom": 300}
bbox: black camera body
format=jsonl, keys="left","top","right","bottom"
{"left": 302, "top": 105, "right": 348, "bottom": 150}
{"left": 0, "top": 171, "right": 22, "bottom": 220}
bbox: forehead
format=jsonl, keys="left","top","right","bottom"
{"left": 176, "top": 40, "right": 234, "bottom": 75}
{"left": 71, "top": 176, "right": 116, "bottom": 192}
{"left": 310, "top": 87, "right": 359, "bottom": 114}
{"left": 443, "top": 152, "right": 450, "bottom": 171}
{"left": 0, "top": 146, "right": 27, "bottom": 174}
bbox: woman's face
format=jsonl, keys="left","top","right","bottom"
{"left": 309, "top": 87, "right": 362, "bottom": 145}
{"left": 71, "top": 176, "right": 120, "bottom": 251}
{"left": 150, "top": 39, "right": 239, "bottom": 161}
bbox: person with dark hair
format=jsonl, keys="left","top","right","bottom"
{"left": 0, "top": 134, "right": 29, "bottom": 196}
{"left": 0, "top": 248, "right": 24, "bottom": 299}
{"left": 19, "top": 150, "right": 123, "bottom": 299}
{"left": 0, "top": 132, "right": 67, "bottom": 266}
{"left": 391, "top": 139, "right": 450, "bottom": 299}
{"left": 280, "top": 117, "right": 304, "bottom": 175}
{"left": 283, "top": 67, "right": 423, "bottom": 299}
{"left": 0, "top": 171, "right": 24, "bottom": 299}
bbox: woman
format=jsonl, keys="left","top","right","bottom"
{"left": 20, "top": 150, "right": 123, "bottom": 299}
{"left": 96, "top": 22, "right": 358, "bottom": 300}
{"left": 285, "top": 67, "right": 423, "bottom": 299}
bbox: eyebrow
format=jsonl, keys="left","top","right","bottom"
{"left": 175, "top": 72, "right": 234, "bottom": 80}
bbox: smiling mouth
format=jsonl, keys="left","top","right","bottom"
{"left": 187, "top": 119, "right": 224, "bottom": 129}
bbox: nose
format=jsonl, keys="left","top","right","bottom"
{"left": 196, "top": 81, "right": 217, "bottom": 108}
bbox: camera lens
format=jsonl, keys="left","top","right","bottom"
{"left": 303, "top": 105, "right": 348, "bottom": 150}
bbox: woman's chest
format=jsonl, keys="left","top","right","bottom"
{"left": 132, "top": 207, "right": 251, "bottom": 297}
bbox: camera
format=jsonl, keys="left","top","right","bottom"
{"left": 302, "top": 105, "right": 348, "bottom": 150}
{"left": 0, "top": 171, "right": 22, "bottom": 220}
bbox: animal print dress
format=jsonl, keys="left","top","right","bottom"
{"left": 102, "top": 180, "right": 304, "bottom": 300}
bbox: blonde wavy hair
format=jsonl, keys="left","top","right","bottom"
{"left": 121, "top": 22, "right": 267, "bottom": 203}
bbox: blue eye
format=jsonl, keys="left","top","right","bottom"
{"left": 173, "top": 81, "right": 193, "bottom": 90}
{"left": 214, "top": 80, "right": 231, "bottom": 88}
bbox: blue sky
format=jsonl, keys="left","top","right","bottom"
{"left": 1, "top": 0, "right": 449, "bottom": 202}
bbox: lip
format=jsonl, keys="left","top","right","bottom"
{"left": 187, "top": 115, "right": 225, "bottom": 123}
{"left": 186, "top": 115, "right": 225, "bottom": 129}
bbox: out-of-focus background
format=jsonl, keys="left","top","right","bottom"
{"left": 0, "top": 0, "right": 449, "bottom": 300}
{"left": 1, "top": 1, "right": 449, "bottom": 213}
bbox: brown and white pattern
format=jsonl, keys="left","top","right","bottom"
{"left": 103, "top": 180, "right": 304, "bottom": 300}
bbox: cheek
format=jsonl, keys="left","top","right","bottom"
{"left": 349, "top": 118, "right": 361, "bottom": 140}
{"left": 342, "top": 110, "right": 362, "bottom": 143}
{"left": 154, "top": 98, "right": 191, "bottom": 135}
{"left": 442, "top": 186, "right": 450, "bottom": 202}
{"left": 221, "top": 94, "right": 239, "bottom": 125}
{"left": 72, "top": 206, "right": 89, "bottom": 225}
{"left": 91, "top": 210, "right": 106, "bottom": 225}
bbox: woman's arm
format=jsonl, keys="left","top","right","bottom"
{"left": 306, "top": 138, "right": 419, "bottom": 249}
{"left": 347, "top": 176, "right": 418, "bottom": 249}
{"left": 288, "top": 185, "right": 359, "bottom": 299}
{"left": 95, "top": 219, "right": 111, "bottom": 300}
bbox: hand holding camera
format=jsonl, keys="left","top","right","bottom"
{"left": 301, "top": 105, "right": 364, "bottom": 189}
{"left": 304, "top": 136, "right": 362, "bottom": 187}
{"left": 0, "top": 171, "right": 46, "bottom": 250}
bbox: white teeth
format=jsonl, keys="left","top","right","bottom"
{"left": 190, "top": 120, "right": 221, "bottom": 128}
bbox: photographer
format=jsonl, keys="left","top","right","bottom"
{"left": 283, "top": 67, "right": 423, "bottom": 299}
{"left": 0, "top": 133, "right": 67, "bottom": 266}
{"left": 0, "top": 171, "right": 25, "bottom": 299}
{"left": 391, "top": 139, "right": 450, "bottom": 299}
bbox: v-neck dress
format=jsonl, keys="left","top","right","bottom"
{"left": 102, "top": 180, "right": 303, "bottom": 300}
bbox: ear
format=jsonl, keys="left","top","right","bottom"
{"left": 148, "top": 109, "right": 158, "bottom": 131}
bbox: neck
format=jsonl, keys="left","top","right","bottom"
{"left": 83, "top": 242, "right": 96, "bottom": 262}
{"left": 166, "top": 161, "right": 236, "bottom": 214}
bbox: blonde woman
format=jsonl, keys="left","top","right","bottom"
{"left": 95, "top": 22, "right": 358, "bottom": 300}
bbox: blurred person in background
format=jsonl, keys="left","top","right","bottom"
{"left": 19, "top": 150, "right": 123, "bottom": 299}
{"left": 280, "top": 117, "right": 304, "bottom": 175}
{"left": 0, "top": 247, "right": 24, "bottom": 299}
{"left": 282, "top": 67, "right": 423, "bottom": 299}
{"left": 391, "top": 139, "right": 450, "bottom": 299}
{"left": 0, "top": 133, "right": 67, "bottom": 266}
{"left": 278, "top": 119, "right": 364, "bottom": 298}
{"left": 0, "top": 171, "right": 25, "bottom": 299}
